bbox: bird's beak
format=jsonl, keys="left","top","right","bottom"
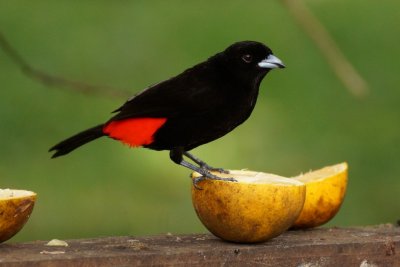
{"left": 258, "top": 54, "right": 285, "bottom": 69}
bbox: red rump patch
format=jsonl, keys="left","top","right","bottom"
{"left": 103, "top": 118, "right": 167, "bottom": 147}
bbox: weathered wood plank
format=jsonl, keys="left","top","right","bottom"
{"left": 0, "top": 225, "right": 399, "bottom": 266}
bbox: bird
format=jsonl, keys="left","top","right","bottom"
{"left": 49, "top": 41, "right": 285, "bottom": 187}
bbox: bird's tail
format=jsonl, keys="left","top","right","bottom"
{"left": 49, "top": 124, "right": 105, "bottom": 158}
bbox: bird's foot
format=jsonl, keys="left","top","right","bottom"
{"left": 192, "top": 171, "right": 237, "bottom": 190}
{"left": 201, "top": 164, "right": 230, "bottom": 174}
{"left": 182, "top": 151, "right": 229, "bottom": 174}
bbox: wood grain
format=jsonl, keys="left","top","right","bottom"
{"left": 0, "top": 225, "right": 399, "bottom": 266}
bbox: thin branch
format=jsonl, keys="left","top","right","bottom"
{"left": 281, "top": 0, "right": 369, "bottom": 98}
{"left": 0, "top": 31, "right": 130, "bottom": 98}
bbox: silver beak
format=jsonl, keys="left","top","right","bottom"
{"left": 258, "top": 54, "right": 285, "bottom": 69}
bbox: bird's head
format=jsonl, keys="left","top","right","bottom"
{"left": 218, "top": 41, "right": 285, "bottom": 83}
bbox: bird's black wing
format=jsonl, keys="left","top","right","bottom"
{"left": 108, "top": 60, "right": 227, "bottom": 122}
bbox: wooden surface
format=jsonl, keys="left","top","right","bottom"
{"left": 0, "top": 225, "right": 399, "bottom": 266}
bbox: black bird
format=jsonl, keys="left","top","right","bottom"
{"left": 49, "top": 41, "right": 285, "bottom": 186}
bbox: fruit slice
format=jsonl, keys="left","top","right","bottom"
{"left": 191, "top": 170, "right": 306, "bottom": 243}
{"left": 292, "top": 162, "right": 348, "bottom": 229}
{"left": 0, "top": 189, "right": 37, "bottom": 243}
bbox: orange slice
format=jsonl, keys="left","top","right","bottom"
{"left": 292, "top": 162, "right": 348, "bottom": 228}
{"left": 0, "top": 189, "right": 37, "bottom": 243}
{"left": 191, "top": 170, "right": 305, "bottom": 243}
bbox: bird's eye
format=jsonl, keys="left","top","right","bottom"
{"left": 242, "top": 54, "right": 253, "bottom": 63}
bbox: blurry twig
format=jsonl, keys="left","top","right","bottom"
{"left": 0, "top": 31, "right": 130, "bottom": 98}
{"left": 281, "top": 0, "right": 369, "bottom": 98}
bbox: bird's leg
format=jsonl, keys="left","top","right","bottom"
{"left": 170, "top": 148, "right": 236, "bottom": 189}
{"left": 183, "top": 151, "right": 229, "bottom": 174}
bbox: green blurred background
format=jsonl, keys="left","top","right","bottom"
{"left": 0, "top": 1, "right": 399, "bottom": 242}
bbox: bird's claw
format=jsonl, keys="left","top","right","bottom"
{"left": 192, "top": 172, "right": 237, "bottom": 190}
{"left": 193, "top": 176, "right": 206, "bottom": 190}
{"left": 200, "top": 164, "right": 230, "bottom": 174}
{"left": 209, "top": 167, "right": 230, "bottom": 174}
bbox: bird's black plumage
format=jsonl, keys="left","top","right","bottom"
{"left": 50, "top": 41, "right": 285, "bottom": 185}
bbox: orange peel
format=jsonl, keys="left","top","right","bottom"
{"left": 292, "top": 162, "right": 348, "bottom": 228}
{"left": 191, "top": 170, "right": 305, "bottom": 243}
{"left": 0, "top": 189, "right": 37, "bottom": 243}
